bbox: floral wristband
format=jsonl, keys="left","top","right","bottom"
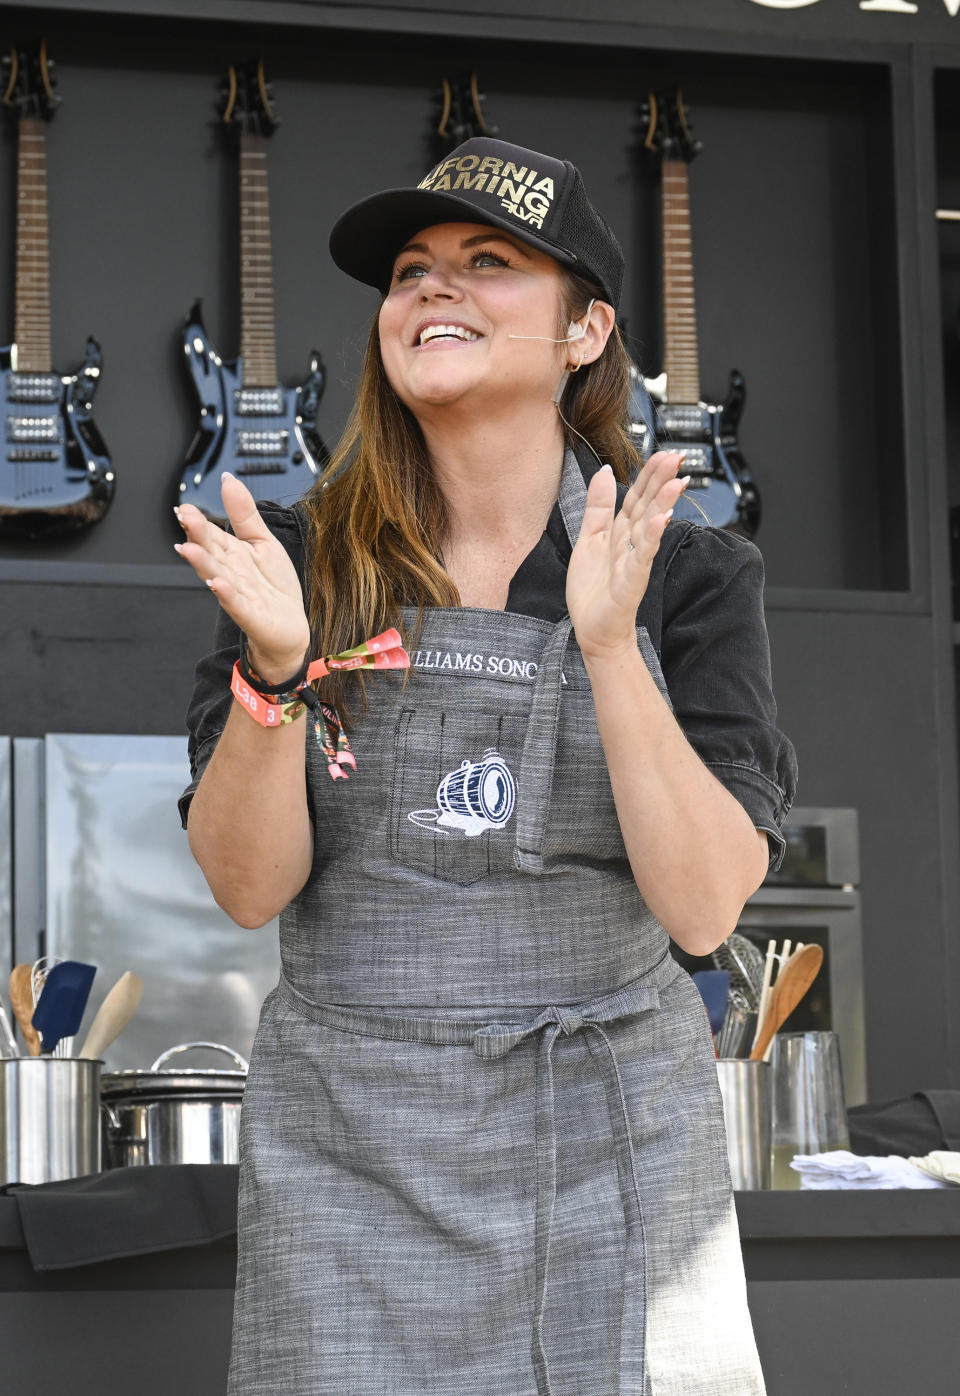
{"left": 230, "top": 629, "right": 409, "bottom": 779}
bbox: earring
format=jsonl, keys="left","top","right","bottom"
{"left": 569, "top": 356, "right": 583, "bottom": 374}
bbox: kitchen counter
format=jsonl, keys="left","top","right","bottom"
{"left": 1, "top": 1172, "right": 959, "bottom": 1394}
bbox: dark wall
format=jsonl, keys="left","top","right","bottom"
{"left": 0, "top": 3, "right": 957, "bottom": 1099}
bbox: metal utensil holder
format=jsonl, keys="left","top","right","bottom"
{"left": 0, "top": 1057, "right": 102, "bottom": 1185}
{"left": 715, "top": 1059, "right": 772, "bottom": 1190}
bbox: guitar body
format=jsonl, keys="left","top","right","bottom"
{"left": 643, "top": 370, "right": 760, "bottom": 534}
{"left": 176, "top": 300, "right": 326, "bottom": 523}
{"left": 0, "top": 335, "right": 114, "bottom": 538}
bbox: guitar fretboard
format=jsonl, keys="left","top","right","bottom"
{"left": 661, "top": 158, "right": 700, "bottom": 404}
{"left": 239, "top": 130, "right": 278, "bottom": 388}
{"left": 15, "top": 116, "right": 52, "bottom": 373}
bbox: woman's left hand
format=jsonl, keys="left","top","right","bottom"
{"left": 566, "top": 451, "right": 689, "bottom": 662}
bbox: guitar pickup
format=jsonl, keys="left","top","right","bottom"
{"left": 234, "top": 462, "right": 287, "bottom": 476}
{"left": 235, "top": 388, "right": 285, "bottom": 417}
{"left": 5, "top": 373, "right": 61, "bottom": 404}
{"left": 7, "top": 416, "right": 62, "bottom": 443}
{"left": 8, "top": 447, "right": 59, "bottom": 462}
{"left": 659, "top": 408, "right": 710, "bottom": 437}
{"left": 662, "top": 445, "right": 711, "bottom": 474}
{"left": 234, "top": 430, "right": 289, "bottom": 456}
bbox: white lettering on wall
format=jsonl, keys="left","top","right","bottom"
{"left": 746, "top": 0, "right": 960, "bottom": 14}
{"left": 859, "top": 2, "right": 919, "bottom": 14}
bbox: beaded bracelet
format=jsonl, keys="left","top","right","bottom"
{"left": 230, "top": 628, "right": 409, "bottom": 780}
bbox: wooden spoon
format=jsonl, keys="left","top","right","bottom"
{"left": 749, "top": 944, "right": 824, "bottom": 1062}
{"left": 10, "top": 964, "right": 42, "bottom": 1056}
{"left": 78, "top": 971, "right": 143, "bottom": 1060}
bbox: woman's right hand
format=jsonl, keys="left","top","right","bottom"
{"left": 174, "top": 473, "right": 311, "bottom": 685}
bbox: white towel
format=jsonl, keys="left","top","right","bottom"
{"left": 908, "top": 1151, "right": 960, "bottom": 1185}
{"left": 790, "top": 1149, "right": 954, "bottom": 1189}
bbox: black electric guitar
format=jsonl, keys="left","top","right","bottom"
{"left": 435, "top": 70, "right": 498, "bottom": 151}
{"left": 434, "top": 73, "right": 659, "bottom": 469}
{"left": 175, "top": 60, "right": 327, "bottom": 524}
{"left": 640, "top": 90, "right": 760, "bottom": 535}
{"left": 0, "top": 41, "right": 113, "bottom": 539}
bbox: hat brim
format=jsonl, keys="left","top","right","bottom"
{"left": 328, "top": 187, "right": 582, "bottom": 295}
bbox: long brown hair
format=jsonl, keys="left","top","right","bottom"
{"left": 302, "top": 267, "right": 641, "bottom": 722}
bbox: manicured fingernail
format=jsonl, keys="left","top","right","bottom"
{"left": 601, "top": 463, "right": 613, "bottom": 473}
{"left": 678, "top": 475, "right": 691, "bottom": 487}
{"left": 205, "top": 579, "right": 217, "bottom": 590}
{"left": 222, "top": 472, "right": 234, "bottom": 482}
{"left": 173, "top": 543, "right": 184, "bottom": 555}
{"left": 664, "top": 508, "right": 674, "bottom": 521}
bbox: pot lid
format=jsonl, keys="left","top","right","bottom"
{"left": 100, "top": 1040, "right": 247, "bottom": 1100}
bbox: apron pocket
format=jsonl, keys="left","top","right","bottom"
{"left": 391, "top": 707, "right": 525, "bottom": 887}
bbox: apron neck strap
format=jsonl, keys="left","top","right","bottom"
{"left": 513, "top": 449, "right": 593, "bottom": 875}
{"left": 557, "top": 445, "right": 589, "bottom": 550}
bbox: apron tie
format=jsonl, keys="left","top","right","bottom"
{"left": 472, "top": 962, "right": 672, "bottom": 1395}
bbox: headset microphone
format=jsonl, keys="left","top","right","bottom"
{"left": 507, "top": 298, "right": 596, "bottom": 344}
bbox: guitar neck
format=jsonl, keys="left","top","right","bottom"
{"left": 14, "top": 116, "right": 52, "bottom": 373}
{"left": 661, "top": 157, "right": 700, "bottom": 404}
{"left": 239, "top": 130, "right": 278, "bottom": 387}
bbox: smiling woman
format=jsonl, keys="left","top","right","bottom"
{"left": 175, "top": 135, "right": 796, "bottom": 1395}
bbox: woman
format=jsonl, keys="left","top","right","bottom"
{"left": 177, "top": 136, "right": 796, "bottom": 1395}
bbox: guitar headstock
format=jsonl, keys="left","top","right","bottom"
{"left": 219, "top": 59, "right": 278, "bottom": 136}
{"left": 2, "top": 39, "right": 60, "bottom": 122}
{"left": 640, "top": 88, "right": 701, "bottom": 164}
{"left": 435, "top": 71, "right": 497, "bottom": 154}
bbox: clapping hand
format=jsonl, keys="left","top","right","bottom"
{"left": 174, "top": 473, "right": 310, "bottom": 685}
{"left": 566, "top": 452, "right": 689, "bottom": 662}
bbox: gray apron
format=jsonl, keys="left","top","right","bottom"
{"left": 228, "top": 451, "right": 767, "bottom": 1396}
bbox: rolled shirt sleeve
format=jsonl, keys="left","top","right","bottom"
{"left": 178, "top": 502, "right": 308, "bottom": 829}
{"left": 656, "top": 521, "right": 797, "bottom": 869}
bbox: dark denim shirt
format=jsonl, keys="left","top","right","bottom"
{"left": 180, "top": 451, "right": 797, "bottom": 865}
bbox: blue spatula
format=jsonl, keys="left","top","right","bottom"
{"left": 31, "top": 961, "right": 97, "bottom": 1054}
{"left": 692, "top": 970, "right": 731, "bottom": 1039}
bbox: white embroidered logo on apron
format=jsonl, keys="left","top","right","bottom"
{"left": 408, "top": 748, "right": 516, "bottom": 837}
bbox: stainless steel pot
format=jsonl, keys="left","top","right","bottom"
{"left": 0, "top": 1057, "right": 102, "bottom": 1184}
{"left": 100, "top": 1041, "right": 247, "bottom": 1167}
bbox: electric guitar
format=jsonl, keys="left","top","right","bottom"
{"left": 175, "top": 60, "right": 327, "bottom": 524}
{"left": 0, "top": 40, "right": 113, "bottom": 539}
{"left": 639, "top": 89, "right": 760, "bottom": 536}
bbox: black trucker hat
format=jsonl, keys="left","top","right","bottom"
{"left": 329, "top": 137, "right": 624, "bottom": 309}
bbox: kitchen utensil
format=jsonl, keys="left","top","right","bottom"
{"left": 0, "top": 1057, "right": 102, "bottom": 1184}
{"left": 770, "top": 1031, "right": 849, "bottom": 1189}
{"left": 692, "top": 970, "right": 730, "bottom": 1037}
{"left": 715, "top": 1059, "right": 772, "bottom": 1189}
{"left": 751, "top": 939, "right": 777, "bottom": 1051}
{"left": 728, "top": 932, "right": 766, "bottom": 990}
{"left": 716, "top": 986, "right": 752, "bottom": 1058}
{"left": 712, "top": 933, "right": 763, "bottom": 1010}
{"left": 31, "top": 960, "right": 97, "bottom": 1055}
{"left": 0, "top": 998, "right": 19, "bottom": 1058}
{"left": 100, "top": 1041, "right": 248, "bottom": 1168}
{"left": 10, "top": 965, "right": 41, "bottom": 1055}
{"left": 78, "top": 971, "right": 144, "bottom": 1060}
{"left": 749, "top": 944, "right": 823, "bottom": 1062}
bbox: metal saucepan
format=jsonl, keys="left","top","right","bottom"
{"left": 100, "top": 1041, "right": 248, "bottom": 1168}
